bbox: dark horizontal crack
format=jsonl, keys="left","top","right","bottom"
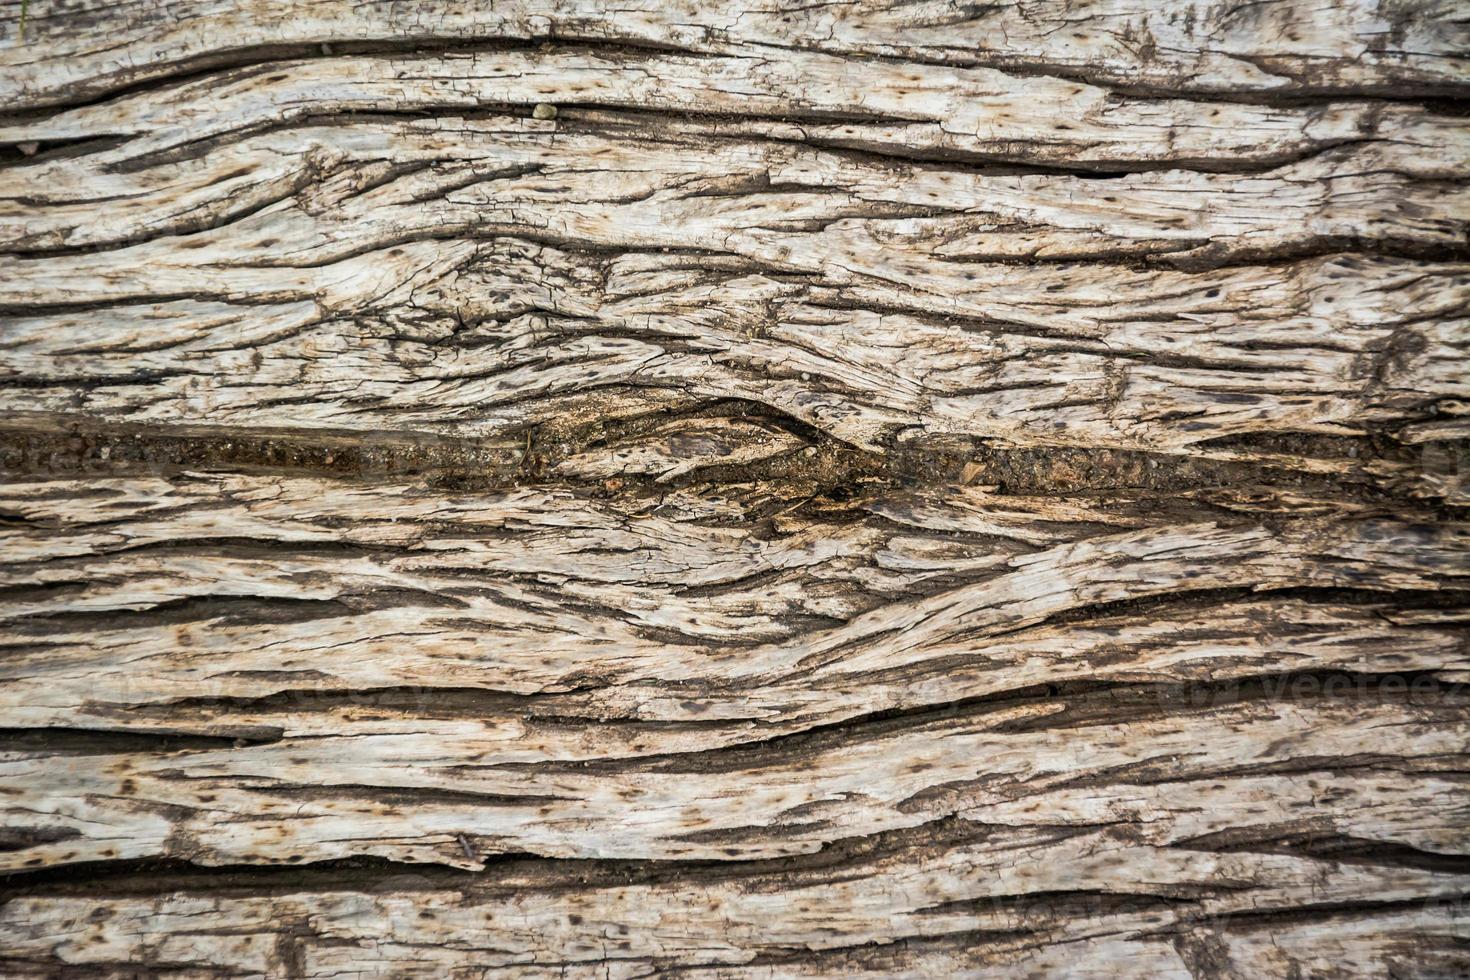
{"left": 1176, "top": 830, "right": 1470, "bottom": 876}
{"left": 4, "top": 31, "right": 1464, "bottom": 125}
{"left": 0, "top": 409, "right": 1459, "bottom": 511}
{"left": 498, "top": 668, "right": 1470, "bottom": 777}
{"left": 0, "top": 727, "right": 278, "bottom": 756}
{"left": 0, "top": 816, "right": 1002, "bottom": 899}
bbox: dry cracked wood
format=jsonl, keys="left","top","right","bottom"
{"left": 1, "top": 0, "right": 1468, "bottom": 977}
{"left": 0, "top": 471, "right": 1466, "bottom": 870}
{"left": 1, "top": 470, "right": 1467, "bottom": 975}
{"left": 5, "top": 0, "right": 1469, "bottom": 109}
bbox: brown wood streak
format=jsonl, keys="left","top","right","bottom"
{"left": 0, "top": 0, "right": 1468, "bottom": 976}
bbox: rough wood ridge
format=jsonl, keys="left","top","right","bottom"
{"left": 0, "top": 0, "right": 1468, "bottom": 976}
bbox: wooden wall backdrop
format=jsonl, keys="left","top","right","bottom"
{"left": 1, "top": 1, "right": 1469, "bottom": 976}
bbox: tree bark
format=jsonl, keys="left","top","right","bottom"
{"left": 0, "top": 0, "right": 1467, "bottom": 976}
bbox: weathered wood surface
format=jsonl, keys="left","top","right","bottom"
{"left": 5, "top": 0, "right": 1469, "bottom": 108}
{"left": 1, "top": 0, "right": 1468, "bottom": 976}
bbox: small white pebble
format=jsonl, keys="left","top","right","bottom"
{"left": 532, "top": 103, "right": 558, "bottom": 120}
{"left": 16, "top": 142, "right": 39, "bottom": 157}
{"left": 799, "top": 372, "right": 811, "bottom": 381}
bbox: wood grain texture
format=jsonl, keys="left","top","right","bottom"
{"left": 5, "top": 0, "right": 1469, "bottom": 109}
{"left": 1, "top": 0, "right": 1467, "bottom": 976}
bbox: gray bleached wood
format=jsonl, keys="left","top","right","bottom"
{"left": 4, "top": 0, "right": 1468, "bottom": 109}
{"left": 0, "top": 0, "right": 1467, "bottom": 976}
